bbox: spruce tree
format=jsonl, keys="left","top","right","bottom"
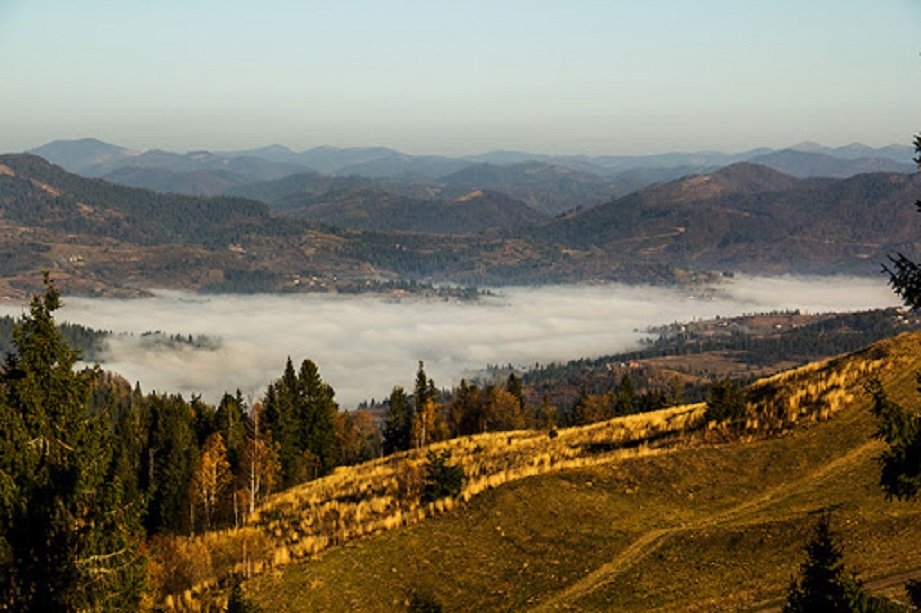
{"left": 784, "top": 514, "right": 851, "bottom": 612}
{"left": 263, "top": 359, "right": 303, "bottom": 486}
{"left": 383, "top": 385, "right": 411, "bottom": 454}
{"left": 883, "top": 134, "right": 921, "bottom": 309}
{"left": 615, "top": 373, "right": 636, "bottom": 415}
{"left": 297, "top": 359, "right": 338, "bottom": 476}
{"left": 866, "top": 379, "right": 921, "bottom": 499}
{"left": 874, "top": 133, "right": 921, "bottom": 500}
{"left": 143, "top": 393, "right": 200, "bottom": 534}
{"left": 0, "top": 275, "right": 144, "bottom": 610}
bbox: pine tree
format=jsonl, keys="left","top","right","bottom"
{"left": 872, "top": 133, "right": 921, "bottom": 500}
{"left": 263, "top": 359, "right": 304, "bottom": 486}
{"left": 615, "top": 373, "right": 636, "bottom": 415}
{"left": 783, "top": 514, "right": 852, "bottom": 612}
{"left": 505, "top": 372, "right": 525, "bottom": 412}
{"left": 414, "top": 361, "right": 430, "bottom": 411}
{"left": 263, "top": 358, "right": 339, "bottom": 484}
{"left": 297, "top": 359, "right": 338, "bottom": 476}
{"left": 883, "top": 134, "right": 921, "bottom": 309}
{"left": 143, "top": 393, "right": 200, "bottom": 534}
{"left": 705, "top": 376, "right": 747, "bottom": 423}
{"left": 215, "top": 391, "right": 247, "bottom": 473}
{"left": 0, "top": 275, "right": 144, "bottom": 610}
{"left": 866, "top": 379, "right": 921, "bottom": 499}
{"left": 383, "top": 386, "right": 411, "bottom": 454}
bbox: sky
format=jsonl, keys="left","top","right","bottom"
{"left": 1, "top": 0, "right": 919, "bottom": 155}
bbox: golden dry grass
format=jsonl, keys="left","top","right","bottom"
{"left": 156, "top": 331, "right": 921, "bottom": 611}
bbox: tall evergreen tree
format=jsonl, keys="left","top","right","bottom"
{"left": 215, "top": 391, "right": 247, "bottom": 474}
{"left": 296, "top": 359, "right": 338, "bottom": 477}
{"left": 413, "top": 361, "right": 431, "bottom": 413}
{"left": 784, "top": 514, "right": 850, "bottom": 612}
{"left": 142, "top": 393, "right": 200, "bottom": 534}
{"left": 875, "top": 134, "right": 921, "bottom": 500}
{"left": 263, "top": 359, "right": 303, "bottom": 486}
{"left": 263, "top": 358, "right": 339, "bottom": 484}
{"left": 615, "top": 373, "right": 636, "bottom": 415}
{"left": 866, "top": 379, "right": 921, "bottom": 499}
{"left": 884, "top": 134, "right": 921, "bottom": 309}
{"left": 383, "top": 386, "right": 411, "bottom": 454}
{"left": 0, "top": 276, "right": 144, "bottom": 610}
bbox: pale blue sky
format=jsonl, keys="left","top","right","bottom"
{"left": 1, "top": 0, "right": 918, "bottom": 154}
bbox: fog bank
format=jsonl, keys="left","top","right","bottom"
{"left": 0, "top": 276, "right": 899, "bottom": 407}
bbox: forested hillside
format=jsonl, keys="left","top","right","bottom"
{"left": 0, "top": 153, "right": 917, "bottom": 297}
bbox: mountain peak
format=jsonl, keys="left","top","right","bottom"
{"left": 680, "top": 162, "right": 798, "bottom": 197}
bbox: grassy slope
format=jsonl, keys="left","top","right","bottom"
{"left": 244, "top": 333, "right": 921, "bottom": 611}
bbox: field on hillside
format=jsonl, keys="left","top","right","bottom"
{"left": 236, "top": 334, "right": 921, "bottom": 611}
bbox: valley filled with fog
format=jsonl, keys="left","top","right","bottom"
{"left": 0, "top": 276, "right": 900, "bottom": 407}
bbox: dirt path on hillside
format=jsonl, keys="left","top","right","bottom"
{"left": 529, "top": 440, "right": 881, "bottom": 611}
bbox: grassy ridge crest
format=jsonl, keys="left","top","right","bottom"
{"left": 156, "top": 331, "right": 921, "bottom": 610}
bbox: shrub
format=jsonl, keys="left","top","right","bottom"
{"left": 906, "top": 579, "right": 921, "bottom": 608}
{"left": 705, "top": 377, "right": 747, "bottom": 423}
{"left": 421, "top": 451, "right": 464, "bottom": 503}
{"left": 408, "top": 589, "right": 444, "bottom": 612}
{"left": 227, "top": 576, "right": 259, "bottom": 613}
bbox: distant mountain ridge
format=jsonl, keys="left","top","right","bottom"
{"left": 0, "top": 153, "right": 917, "bottom": 297}
{"left": 532, "top": 162, "right": 921, "bottom": 275}
{"left": 23, "top": 139, "right": 916, "bottom": 227}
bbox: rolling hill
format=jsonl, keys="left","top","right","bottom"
{"left": 534, "top": 162, "right": 921, "bottom": 275}
{"left": 276, "top": 187, "right": 547, "bottom": 233}
{"left": 0, "top": 154, "right": 693, "bottom": 295}
{"left": 0, "top": 153, "right": 917, "bottom": 296}
{"left": 440, "top": 161, "right": 620, "bottom": 216}
{"left": 150, "top": 329, "right": 921, "bottom": 611}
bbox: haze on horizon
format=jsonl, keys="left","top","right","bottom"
{"left": 1, "top": 1, "right": 918, "bottom": 156}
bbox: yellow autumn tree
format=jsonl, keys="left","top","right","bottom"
{"left": 190, "top": 432, "right": 231, "bottom": 531}
{"left": 487, "top": 388, "right": 528, "bottom": 431}
{"left": 243, "top": 402, "right": 280, "bottom": 516}
{"left": 412, "top": 398, "right": 438, "bottom": 449}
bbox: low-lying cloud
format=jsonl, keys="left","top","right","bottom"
{"left": 0, "top": 276, "right": 899, "bottom": 407}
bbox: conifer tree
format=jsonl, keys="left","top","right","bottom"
{"left": 784, "top": 514, "right": 850, "bottom": 612}
{"left": 704, "top": 376, "right": 747, "bottom": 423}
{"left": 615, "top": 373, "right": 636, "bottom": 415}
{"left": 264, "top": 358, "right": 304, "bottom": 486}
{"left": 413, "top": 361, "right": 431, "bottom": 413}
{"left": 263, "top": 358, "right": 339, "bottom": 484}
{"left": 383, "top": 386, "right": 411, "bottom": 454}
{"left": 506, "top": 372, "right": 525, "bottom": 411}
{"left": 143, "top": 393, "right": 200, "bottom": 534}
{"left": 0, "top": 275, "right": 144, "bottom": 610}
{"left": 215, "top": 391, "right": 247, "bottom": 472}
{"left": 297, "top": 359, "right": 338, "bottom": 476}
{"left": 874, "top": 134, "right": 921, "bottom": 500}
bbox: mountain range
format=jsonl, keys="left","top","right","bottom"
{"left": 26, "top": 139, "right": 916, "bottom": 221}
{"left": 0, "top": 150, "right": 917, "bottom": 297}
